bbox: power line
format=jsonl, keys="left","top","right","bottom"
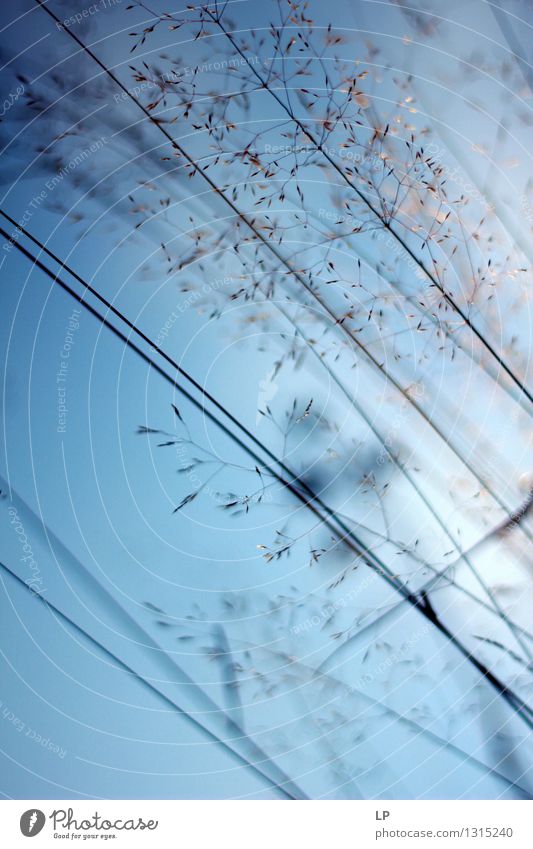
{"left": 3, "top": 552, "right": 527, "bottom": 797}
{"left": 0, "top": 213, "right": 333, "bottom": 504}
{"left": 4, "top": 224, "right": 531, "bottom": 665}
{"left": 30, "top": 0, "right": 533, "bottom": 540}
{"left": 31, "top": 0, "right": 533, "bottom": 409}
{"left": 7, "top": 203, "right": 529, "bottom": 667}
{"left": 203, "top": 6, "right": 533, "bottom": 407}
{"left": 0, "top": 558, "right": 303, "bottom": 799}
{"left": 5, "top": 215, "right": 531, "bottom": 652}
{"left": 3, "top": 221, "right": 533, "bottom": 731}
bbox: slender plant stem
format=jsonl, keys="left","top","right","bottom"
{"left": 4, "top": 221, "right": 532, "bottom": 732}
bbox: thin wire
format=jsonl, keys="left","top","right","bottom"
{"left": 29, "top": 0, "right": 533, "bottom": 546}
{"left": 30, "top": 0, "right": 533, "bottom": 416}
{"left": 5, "top": 213, "right": 532, "bottom": 663}
{"left": 203, "top": 5, "right": 533, "bottom": 407}
{"left": 3, "top": 222, "right": 533, "bottom": 730}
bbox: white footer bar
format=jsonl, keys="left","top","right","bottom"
{"left": 1, "top": 799, "right": 531, "bottom": 848}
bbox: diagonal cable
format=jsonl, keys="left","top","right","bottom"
{"left": 3, "top": 221, "right": 533, "bottom": 731}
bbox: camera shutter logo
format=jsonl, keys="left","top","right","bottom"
{"left": 20, "top": 810, "right": 46, "bottom": 837}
